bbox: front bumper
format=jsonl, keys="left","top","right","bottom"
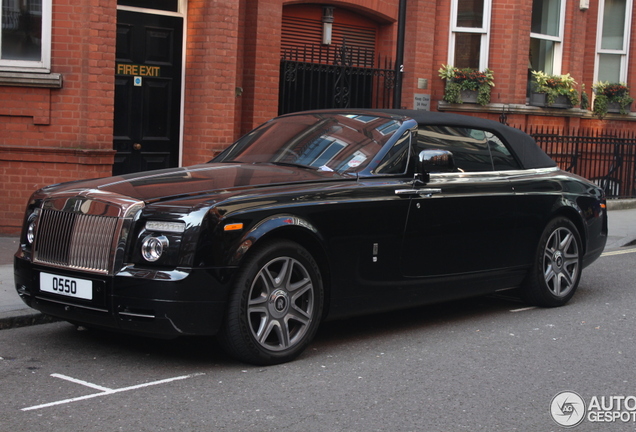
{"left": 14, "top": 256, "right": 236, "bottom": 338}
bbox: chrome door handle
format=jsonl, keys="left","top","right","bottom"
{"left": 416, "top": 188, "right": 441, "bottom": 197}
{"left": 395, "top": 188, "right": 442, "bottom": 197}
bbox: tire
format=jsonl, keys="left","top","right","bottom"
{"left": 219, "top": 240, "right": 324, "bottom": 365}
{"left": 521, "top": 217, "right": 583, "bottom": 307}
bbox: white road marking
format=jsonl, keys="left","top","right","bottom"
{"left": 510, "top": 306, "right": 536, "bottom": 313}
{"left": 50, "top": 373, "right": 112, "bottom": 392}
{"left": 22, "top": 373, "right": 205, "bottom": 411}
{"left": 601, "top": 248, "right": 636, "bottom": 257}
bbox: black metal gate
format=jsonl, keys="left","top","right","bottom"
{"left": 279, "top": 43, "right": 395, "bottom": 115}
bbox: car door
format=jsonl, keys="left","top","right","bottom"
{"left": 399, "top": 125, "right": 524, "bottom": 295}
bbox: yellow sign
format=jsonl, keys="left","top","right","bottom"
{"left": 116, "top": 63, "right": 161, "bottom": 77}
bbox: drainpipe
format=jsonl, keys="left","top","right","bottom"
{"left": 393, "top": 0, "right": 407, "bottom": 109}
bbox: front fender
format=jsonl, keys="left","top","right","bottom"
{"left": 228, "top": 214, "right": 322, "bottom": 266}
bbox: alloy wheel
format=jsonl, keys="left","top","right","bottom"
{"left": 247, "top": 256, "right": 315, "bottom": 351}
{"left": 542, "top": 226, "right": 580, "bottom": 298}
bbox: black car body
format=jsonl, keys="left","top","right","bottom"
{"left": 14, "top": 110, "right": 607, "bottom": 364}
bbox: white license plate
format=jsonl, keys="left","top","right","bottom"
{"left": 40, "top": 273, "right": 93, "bottom": 300}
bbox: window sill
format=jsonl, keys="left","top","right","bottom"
{"left": 439, "top": 101, "right": 587, "bottom": 117}
{"left": 438, "top": 101, "right": 636, "bottom": 121}
{"left": 0, "top": 71, "right": 63, "bottom": 88}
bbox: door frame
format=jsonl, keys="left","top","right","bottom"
{"left": 116, "top": 1, "right": 187, "bottom": 167}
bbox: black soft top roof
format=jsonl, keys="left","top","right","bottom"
{"left": 373, "top": 109, "right": 557, "bottom": 169}
{"left": 287, "top": 109, "right": 556, "bottom": 170}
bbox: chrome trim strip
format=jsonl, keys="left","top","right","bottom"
{"left": 118, "top": 311, "right": 156, "bottom": 319}
{"left": 34, "top": 296, "right": 109, "bottom": 313}
{"left": 428, "top": 166, "right": 560, "bottom": 178}
{"left": 395, "top": 188, "right": 442, "bottom": 196}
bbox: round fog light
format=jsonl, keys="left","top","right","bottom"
{"left": 141, "top": 235, "right": 169, "bottom": 262}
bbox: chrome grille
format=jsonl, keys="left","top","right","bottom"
{"left": 34, "top": 208, "right": 119, "bottom": 274}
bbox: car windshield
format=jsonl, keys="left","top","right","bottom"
{"left": 213, "top": 113, "right": 404, "bottom": 175}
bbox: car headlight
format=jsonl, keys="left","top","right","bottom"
{"left": 141, "top": 235, "right": 169, "bottom": 262}
{"left": 26, "top": 209, "right": 40, "bottom": 245}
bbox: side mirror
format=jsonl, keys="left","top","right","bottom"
{"left": 416, "top": 149, "right": 455, "bottom": 183}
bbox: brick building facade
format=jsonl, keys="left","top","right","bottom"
{"left": 1, "top": 0, "right": 635, "bottom": 234}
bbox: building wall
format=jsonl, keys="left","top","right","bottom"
{"left": 181, "top": 0, "right": 241, "bottom": 166}
{"left": 0, "top": 0, "right": 118, "bottom": 234}
{"left": 1, "top": 0, "right": 636, "bottom": 234}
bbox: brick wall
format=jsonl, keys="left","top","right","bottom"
{"left": 181, "top": 0, "right": 241, "bottom": 166}
{"left": 489, "top": 0, "right": 533, "bottom": 104}
{"left": 240, "top": 0, "right": 284, "bottom": 136}
{"left": 0, "top": 0, "right": 117, "bottom": 234}
{"left": 401, "top": 1, "right": 436, "bottom": 110}
{"left": 2, "top": 0, "right": 636, "bottom": 234}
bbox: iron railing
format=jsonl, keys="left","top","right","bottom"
{"left": 529, "top": 127, "right": 636, "bottom": 199}
{"left": 279, "top": 43, "right": 395, "bottom": 115}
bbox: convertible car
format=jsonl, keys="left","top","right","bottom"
{"left": 14, "top": 109, "right": 607, "bottom": 365}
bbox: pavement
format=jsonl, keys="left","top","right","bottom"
{"left": 1, "top": 200, "right": 635, "bottom": 331}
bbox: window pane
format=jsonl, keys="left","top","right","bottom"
{"left": 117, "top": 0, "right": 178, "bottom": 13}
{"left": 531, "top": 0, "right": 561, "bottom": 37}
{"left": 1, "top": 0, "right": 43, "bottom": 61}
{"left": 454, "top": 33, "right": 481, "bottom": 69}
{"left": 601, "top": 0, "right": 626, "bottom": 50}
{"left": 486, "top": 132, "right": 520, "bottom": 171}
{"left": 530, "top": 37, "right": 555, "bottom": 74}
{"left": 417, "top": 126, "right": 494, "bottom": 172}
{"left": 457, "top": 0, "right": 484, "bottom": 28}
{"left": 598, "top": 53, "right": 622, "bottom": 82}
{"left": 376, "top": 131, "right": 410, "bottom": 174}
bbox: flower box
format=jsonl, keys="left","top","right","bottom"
{"left": 460, "top": 90, "right": 478, "bottom": 104}
{"left": 592, "top": 82, "right": 634, "bottom": 118}
{"left": 438, "top": 65, "right": 494, "bottom": 106}
{"left": 529, "top": 92, "right": 573, "bottom": 109}
{"left": 607, "top": 102, "right": 631, "bottom": 114}
{"left": 529, "top": 71, "right": 579, "bottom": 108}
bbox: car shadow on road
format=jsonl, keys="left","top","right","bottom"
{"left": 312, "top": 291, "right": 528, "bottom": 348}
{"left": 34, "top": 285, "right": 599, "bottom": 367}
{"left": 44, "top": 322, "right": 231, "bottom": 366}
{"left": 41, "top": 293, "right": 524, "bottom": 367}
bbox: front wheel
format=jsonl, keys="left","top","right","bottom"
{"left": 521, "top": 217, "right": 582, "bottom": 307}
{"left": 219, "top": 240, "right": 324, "bottom": 365}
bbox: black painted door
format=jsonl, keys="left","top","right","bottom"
{"left": 113, "top": 10, "right": 183, "bottom": 175}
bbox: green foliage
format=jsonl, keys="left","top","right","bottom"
{"left": 531, "top": 71, "right": 580, "bottom": 107}
{"left": 439, "top": 64, "right": 494, "bottom": 106}
{"left": 580, "top": 84, "right": 589, "bottom": 110}
{"left": 592, "top": 82, "right": 633, "bottom": 119}
{"left": 443, "top": 81, "right": 463, "bottom": 104}
{"left": 477, "top": 84, "right": 491, "bottom": 106}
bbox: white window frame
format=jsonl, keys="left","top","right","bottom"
{"left": 594, "top": 0, "right": 633, "bottom": 83}
{"left": 448, "top": 0, "right": 492, "bottom": 70}
{"left": 529, "top": 0, "right": 566, "bottom": 75}
{"left": 0, "top": 0, "right": 52, "bottom": 72}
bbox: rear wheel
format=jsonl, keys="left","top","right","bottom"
{"left": 219, "top": 240, "right": 324, "bottom": 365}
{"left": 522, "top": 217, "right": 582, "bottom": 307}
